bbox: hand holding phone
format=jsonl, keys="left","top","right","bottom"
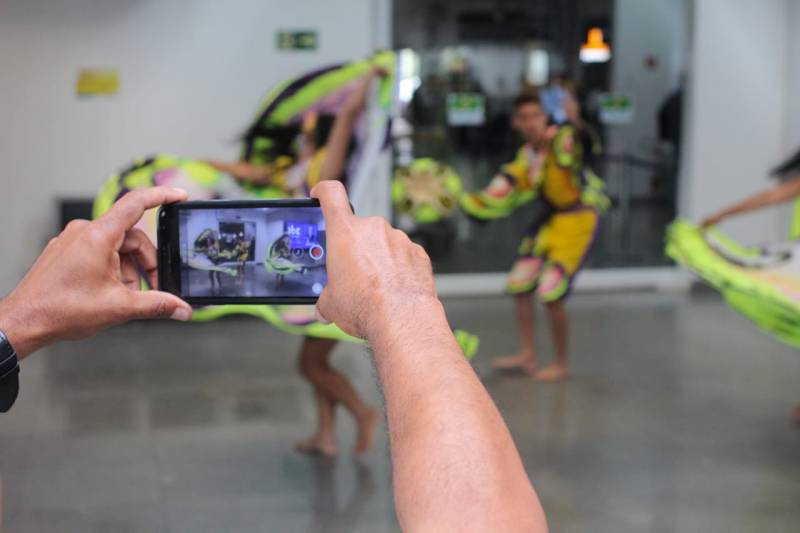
{"left": 311, "top": 181, "right": 439, "bottom": 339}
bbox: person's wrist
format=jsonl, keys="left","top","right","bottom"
{"left": 0, "top": 295, "right": 51, "bottom": 359}
{"left": 364, "top": 293, "right": 450, "bottom": 353}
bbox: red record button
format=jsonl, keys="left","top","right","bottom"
{"left": 309, "top": 244, "right": 324, "bottom": 261}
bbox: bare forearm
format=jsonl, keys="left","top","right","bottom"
{"left": 318, "top": 113, "right": 357, "bottom": 181}
{"left": 718, "top": 176, "right": 800, "bottom": 219}
{"left": 369, "top": 298, "right": 546, "bottom": 532}
{"left": 317, "top": 68, "right": 383, "bottom": 181}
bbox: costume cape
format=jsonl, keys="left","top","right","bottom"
{"left": 92, "top": 53, "right": 479, "bottom": 357}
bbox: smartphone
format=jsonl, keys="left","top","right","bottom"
{"left": 158, "top": 199, "right": 327, "bottom": 305}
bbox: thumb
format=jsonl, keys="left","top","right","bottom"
{"left": 126, "top": 290, "right": 192, "bottom": 322}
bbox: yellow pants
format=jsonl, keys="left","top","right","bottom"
{"left": 506, "top": 207, "right": 600, "bottom": 300}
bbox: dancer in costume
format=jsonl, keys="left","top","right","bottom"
{"left": 667, "top": 147, "right": 800, "bottom": 339}
{"left": 191, "top": 228, "right": 237, "bottom": 292}
{"left": 691, "top": 148, "right": 800, "bottom": 425}
{"left": 234, "top": 239, "right": 252, "bottom": 279}
{"left": 287, "top": 68, "right": 385, "bottom": 456}
{"left": 461, "top": 93, "right": 607, "bottom": 381}
{"left": 206, "top": 65, "right": 388, "bottom": 456}
{"left": 265, "top": 233, "right": 300, "bottom": 285}
{"left": 93, "top": 57, "right": 479, "bottom": 451}
{"left": 203, "top": 66, "right": 388, "bottom": 455}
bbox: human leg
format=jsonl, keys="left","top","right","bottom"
{"left": 535, "top": 299, "right": 570, "bottom": 382}
{"left": 296, "top": 337, "right": 339, "bottom": 454}
{"left": 532, "top": 209, "right": 599, "bottom": 381}
{"left": 297, "top": 337, "right": 378, "bottom": 454}
{"left": 492, "top": 231, "right": 545, "bottom": 375}
{"left": 492, "top": 293, "right": 538, "bottom": 375}
{"left": 295, "top": 388, "right": 338, "bottom": 457}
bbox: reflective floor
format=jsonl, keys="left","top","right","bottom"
{"left": 1, "top": 291, "right": 799, "bottom": 532}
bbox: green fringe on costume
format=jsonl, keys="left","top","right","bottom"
{"left": 666, "top": 219, "right": 800, "bottom": 348}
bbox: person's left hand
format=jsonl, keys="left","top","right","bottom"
{"left": 0, "top": 187, "right": 192, "bottom": 358}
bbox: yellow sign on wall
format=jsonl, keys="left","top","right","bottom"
{"left": 76, "top": 69, "right": 119, "bottom": 96}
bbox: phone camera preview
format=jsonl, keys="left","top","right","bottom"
{"left": 170, "top": 202, "right": 326, "bottom": 301}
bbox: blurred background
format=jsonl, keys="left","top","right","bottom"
{"left": 1, "top": 1, "right": 799, "bottom": 532}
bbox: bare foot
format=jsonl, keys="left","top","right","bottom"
{"left": 295, "top": 434, "right": 338, "bottom": 457}
{"left": 534, "top": 363, "right": 570, "bottom": 382}
{"left": 492, "top": 353, "right": 537, "bottom": 376}
{"left": 354, "top": 408, "right": 379, "bottom": 455}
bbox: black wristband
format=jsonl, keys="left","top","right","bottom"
{"left": 0, "top": 329, "right": 20, "bottom": 413}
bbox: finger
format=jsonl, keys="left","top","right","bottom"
{"left": 120, "top": 255, "right": 142, "bottom": 290}
{"left": 124, "top": 290, "right": 192, "bottom": 322}
{"left": 120, "top": 227, "right": 159, "bottom": 288}
{"left": 96, "top": 187, "right": 188, "bottom": 242}
{"left": 310, "top": 181, "right": 353, "bottom": 232}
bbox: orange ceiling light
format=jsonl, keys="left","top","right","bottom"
{"left": 580, "top": 27, "right": 611, "bottom": 63}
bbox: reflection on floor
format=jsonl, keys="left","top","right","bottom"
{"left": 185, "top": 263, "right": 326, "bottom": 298}
{"left": 2, "top": 291, "right": 798, "bottom": 532}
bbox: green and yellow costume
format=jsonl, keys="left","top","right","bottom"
{"left": 461, "top": 126, "right": 608, "bottom": 302}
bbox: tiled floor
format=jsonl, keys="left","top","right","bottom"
{"left": 1, "top": 291, "right": 798, "bottom": 532}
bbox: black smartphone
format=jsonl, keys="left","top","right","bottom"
{"left": 158, "top": 199, "right": 327, "bottom": 305}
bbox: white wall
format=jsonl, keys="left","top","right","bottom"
{"left": 680, "top": 0, "right": 790, "bottom": 243}
{"left": 786, "top": 0, "right": 800, "bottom": 150}
{"left": 0, "top": 0, "right": 387, "bottom": 292}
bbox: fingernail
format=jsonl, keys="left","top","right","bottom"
{"left": 170, "top": 307, "right": 191, "bottom": 321}
{"left": 172, "top": 187, "right": 188, "bottom": 196}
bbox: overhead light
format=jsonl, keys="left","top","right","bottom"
{"left": 580, "top": 27, "right": 611, "bottom": 63}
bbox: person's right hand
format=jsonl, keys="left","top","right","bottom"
{"left": 0, "top": 187, "right": 192, "bottom": 358}
{"left": 311, "top": 181, "right": 440, "bottom": 340}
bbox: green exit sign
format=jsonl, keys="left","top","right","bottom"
{"left": 277, "top": 30, "right": 318, "bottom": 51}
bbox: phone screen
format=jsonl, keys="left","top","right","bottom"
{"left": 159, "top": 200, "right": 326, "bottom": 303}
